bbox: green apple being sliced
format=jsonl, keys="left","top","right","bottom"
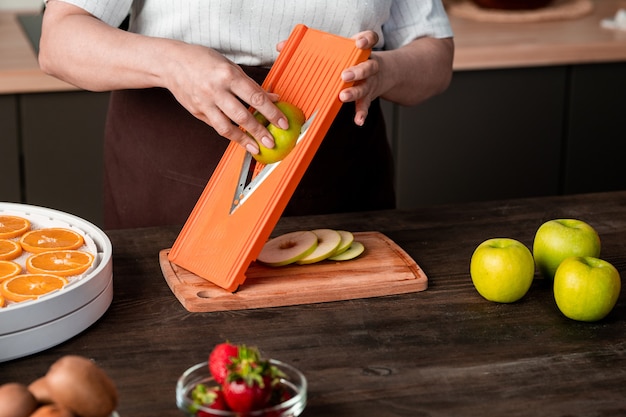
{"left": 330, "top": 230, "right": 354, "bottom": 257}
{"left": 257, "top": 230, "right": 318, "bottom": 267}
{"left": 328, "top": 241, "right": 365, "bottom": 261}
{"left": 252, "top": 101, "right": 305, "bottom": 165}
{"left": 296, "top": 229, "right": 342, "bottom": 264}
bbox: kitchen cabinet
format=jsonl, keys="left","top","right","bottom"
{"left": 393, "top": 62, "right": 626, "bottom": 208}
{"left": 19, "top": 91, "right": 110, "bottom": 226}
{"left": 0, "top": 95, "right": 21, "bottom": 202}
{"left": 565, "top": 62, "right": 626, "bottom": 194}
{"left": 1, "top": 91, "right": 109, "bottom": 227}
{"left": 394, "top": 66, "right": 566, "bottom": 208}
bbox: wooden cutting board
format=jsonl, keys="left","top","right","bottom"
{"left": 159, "top": 232, "right": 427, "bottom": 312}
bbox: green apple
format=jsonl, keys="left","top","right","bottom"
{"left": 251, "top": 101, "right": 305, "bottom": 165}
{"left": 553, "top": 256, "right": 621, "bottom": 322}
{"left": 328, "top": 241, "right": 365, "bottom": 261}
{"left": 533, "top": 219, "right": 601, "bottom": 281}
{"left": 470, "top": 238, "right": 535, "bottom": 303}
{"left": 330, "top": 230, "right": 354, "bottom": 258}
{"left": 297, "top": 229, "right": 342, "bottom": 264}
{"left": 257, "top": 230, "right": 317, "bottom": 267}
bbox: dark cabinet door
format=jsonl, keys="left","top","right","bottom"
{"left": 0, "top": 95, "right": 21, "bottom": 202}
{"left": 20, "top": 91, "right": 110, "bottom": 226}
{"left": 394, "top": 66, "right": 566, "bottom": 208}
{"left": 564, "top": 62, "right": 626, "bottom": 194}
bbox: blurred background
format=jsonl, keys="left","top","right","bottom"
{"left": 0, "top": 0, "right": 41, "bottom": 12}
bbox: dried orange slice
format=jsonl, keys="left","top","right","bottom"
{"left": 20, "top": 228, "right": 84, "bottom": 254}
{"left": 0, "top": 215, "right": 31, "bottom": 239}
{"left": 0, "top": 260, "right": 21, "bottom": 282}
{"left": 26, "top": 250, "right": 94, "bottom": 277}
{"left": 0, "top": 273, "right": 68, "bottom": 303}
{"left": 0, "top": 239, "right": 22, "bottom": 261}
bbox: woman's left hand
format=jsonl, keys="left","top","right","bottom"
{"left": 277, "top": 29, "right": 454, "bottom": 127}
{"left": 276, "top": 30, "right": 380, "bottom": 126}
{"left": 338, "top": 31, "right": 381, "bottom": 126}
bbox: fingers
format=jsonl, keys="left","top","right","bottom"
{"left": 339, "top": 58, "right": 379, "bottom": 104}
{"left": 340, "top": 33, "right": 381, "bottom": 127}
{"left": 198, "top": 105, "right": 261, "bottom": 154}
{"left": 199, "top": 73, "right": 288, "bottom": 152}
{"left": 351, "top": 30, "right": 379, "bottom": 50}
{"left": 341, "top": 57, "right": 379, "bottom": 84}
{"left": 276, "top": 39, "right": 287, "bottom": 53}
{"left": 353, "top": 98, "right": 371, "bottom": 127}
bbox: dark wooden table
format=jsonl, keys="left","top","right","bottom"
{"left": 2, "top": 191, "right": 625, "bottom": 416}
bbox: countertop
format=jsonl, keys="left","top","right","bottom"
{"left": 0, "top": 13, "right": 76, "bottom": 94}
{"left": 0, "top": 191, "right": 625, "bottom": 416}
{"left": 2, "top": 0, "right": 626, "bottom": 94}
{"left": 449, "top": 0, "right": 626, "bottom": 70}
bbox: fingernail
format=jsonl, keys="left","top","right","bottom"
{"left": 261, "top": 136, "right": 274, "bottom": 148}
{"left": 246, "top": 143, "right": 259, "bottom": 154}
{"left": 342, "top": 70, "right": 355, "bottom": 82}
{"left": 356, "top": 37, "right": 368, "bottom": 49}
{"left": 278, "top": 117, "right": 289, "bottom": 130}
{"left": 339, "top": 91, "right": 353, "bottom": 102}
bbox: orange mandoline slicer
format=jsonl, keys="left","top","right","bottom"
{"left": 167, "top": 25, "right": 370, "bottom": 292}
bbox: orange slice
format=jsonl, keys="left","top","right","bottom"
{"left": 0, "top": 273, "right": 68, "bottom": 303}
{"left": 0, "top": 239, "right": 23, "bottom": 261}
{"left": 26, "top": 250, "right": 95, "bottom": 277}
{"left": 0, "top": 293, "right": 4, "bottom": 308}
{"left": 20, "top": 228, "right": 85, "bottom": 254}
{"left": 0, "top": 215, "right": 31, "bottom": 239}
{"left": 0, "top": 260, "right": 22, "bottom": 282}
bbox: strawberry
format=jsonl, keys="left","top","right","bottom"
{"left": 191, "top": 384, "right": 229, "bottom": 415}
{"left": 223, "top": 376, "right": 273, "bottom": 413}
{"left": 221, "top": 345, "right": 283, "bottom": 413}
{"left": 208, "top": 342, "right": 239, "bottom": 385}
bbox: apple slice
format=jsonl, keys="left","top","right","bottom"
{"left": 330, "top": 230, "right": 354, "bottom": 257}
{"left": 296, "top": 229, "right": 342, "bottom": 265}
{"left": 257, "top": 230, "right": 318, "bottom": 267}
{"left": 328, "top": 241, "right": 365, "bottom": 261}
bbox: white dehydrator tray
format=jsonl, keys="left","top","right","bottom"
{"left": 0, "top": 202, "right": 113, "bottom": 362}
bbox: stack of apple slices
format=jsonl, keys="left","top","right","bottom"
{"left": 257, "top": 229, "right": 364, "bottom": 267}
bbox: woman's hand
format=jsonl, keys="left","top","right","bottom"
{"left": 339, "top": 31, "right": 454, "bottom": 126}
{"left": 277, "top": 29, "right": 453, "bottom": 127}
{"left": 338, "top": 31, "right": 381, "bottom": 126}
{"left": 163, "top": 43, "right": 288, "bottom": 153}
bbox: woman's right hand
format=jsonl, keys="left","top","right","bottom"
{"left": 161, "top": 43, "right": 288, "bottom": 153}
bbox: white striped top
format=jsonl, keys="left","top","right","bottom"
{"left": 56, "top": 0, "right": 453, "bottom": 66}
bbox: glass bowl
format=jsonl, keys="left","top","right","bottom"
{"left": 176, "top": 360, "right": 307, "bottom": 417}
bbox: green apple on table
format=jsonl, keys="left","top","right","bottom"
{"left": 553, "top": 256, "right": 621, "bottom": 322}
{"left": 470, "top": 238, "right": 535, "bottom": 303}
{"left": 251, "top": 101, "right": 305, "bottom": 165}
{"left": 533, "top": 219, "right": 601, "bottom": 281}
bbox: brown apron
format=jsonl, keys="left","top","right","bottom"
{"left": 103, "top": 66, "right": 395, "bottom": 229}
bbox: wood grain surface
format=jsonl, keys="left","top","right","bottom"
{"left": 160, "top": 232, "right": 427, "bottom": 312}
{"left": 0, "top": 191, "right": 625, "bottom": 417}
